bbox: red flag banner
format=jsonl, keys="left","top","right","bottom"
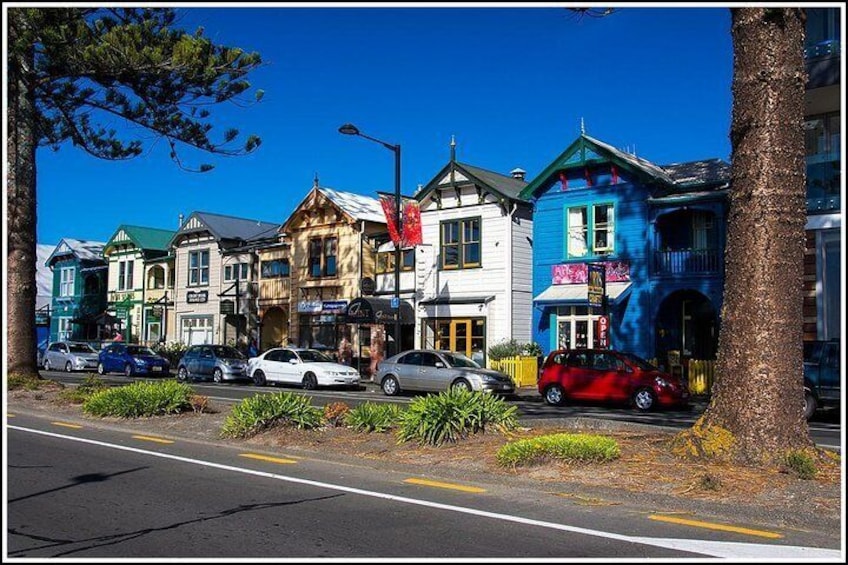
{"left": 379, "top": 194, "right": 401, "bottom": 244}
{"left": 401, "top": 199, "right": 423, "bottom": 246}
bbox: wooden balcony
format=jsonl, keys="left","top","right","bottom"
{"left": 653, "top": 249, "right": 721, "bottom": 276}
{"left": 259, "top": 278, "right": 291, "bottom": 301}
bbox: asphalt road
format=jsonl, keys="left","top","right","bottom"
{"left": 39, "top": 370, "right": 843, "bottom": 453}
{"left": 7, "top": 413, "right": 842, "bottom": 559}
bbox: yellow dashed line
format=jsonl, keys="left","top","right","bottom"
{"left": 649, "top": 514, "right": 783, "bottom": 539}
{"left": 404, "top": 478, "right": 486, "bottom": 493}
{"left": 52, "top": 421, "right": 82, "bottom": 429}
{"left": 7, "top": 414, "right": 15, "bottom": 418}
{"left": 239, "top": 453, "right": 298, "bottom": 465}
{"left": 131, "top": 435, "right": 174, "bottom": 444}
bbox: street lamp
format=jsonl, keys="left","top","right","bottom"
{"left": 339, "top": 123, "right": 402, "bottom": 356}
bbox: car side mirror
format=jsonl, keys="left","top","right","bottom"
{"left": 435, "top": 362, "right": 445, "bottom": 368}
{"left": 289, "top": 358, "right": 299, "bottom": 365}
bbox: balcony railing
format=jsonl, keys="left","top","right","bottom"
{"left": 654, "top": 249, "right": 721, "bottom": 276}
{"left": 259, "top": 278, "right": 290, "bottom": 300}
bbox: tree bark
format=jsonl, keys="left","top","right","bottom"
{"left": 690, "top": 8, "right": 812, "bottom": 463}
{"left": 7, "top": 13, "right": 40, "bottom": 378}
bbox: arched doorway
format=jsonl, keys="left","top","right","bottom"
{"left": 655, "top": 290, "right": 718, "bottom": 363}
{"left": 261, "top": 307, "right": 286, "bottom": 350}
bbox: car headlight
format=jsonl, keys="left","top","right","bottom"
{"left": 134, "top": 358, "right": 148, "bottom": 366}
{"left": 74, "top": 357, "right": 86, "bottom": 367}
{"left": 654, "top": 376, "right": 670, "bottom": 388}
{"left": 481, "top": 375, "right": 499, "bottom": 383}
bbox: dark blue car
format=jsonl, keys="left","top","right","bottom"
{"left": 98, "top": 343, "right": 170, "bottom": 377}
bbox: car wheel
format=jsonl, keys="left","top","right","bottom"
{"left": 253, "top": 370, "right": 266, "bottom": 387}
{"left": 302, "top": 373, "right": 317, "bottom": 390}
{"left": 124, "top": 363, "right": 134, "bottom": 378}
{"left": 804, "top": 389, "right": 817, "bottom": 421}
{"left": 381, "top": 375, "right": 400, "bottom": 396}
{"left": 177, "top": 366, "right": 188, "bottom": 382}
{"left": 451, "top": 378, "right": 472, "bottom": 392}
{"left": 544, "top": 384, "right": 564, "bottom": 406}
{"left": 97, "top": 362, "right": 106, "bottom": 375}
{"left": 633, "top": 388, "right": 656, "bottom": 412}
{"left": 213, "top": 368, "right": 224, "bottom": 384}
{"left": 65, "top": 361, "right": 73, "bottom": 373}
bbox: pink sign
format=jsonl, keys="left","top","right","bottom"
{"left": 552, "top": 261, "right": 630, "bottom": 285}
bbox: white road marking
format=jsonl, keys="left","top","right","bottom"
{"left": 9, "top": 425, "right": 841, "bottom": 559}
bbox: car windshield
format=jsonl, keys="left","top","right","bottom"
{"left": 441, "top": 352, "right": 481, "bottom": 369}
{"left": 68, "top": 344, "right": 96, "bottom": 353}
{"left": 212, "top": 346, "right": 244, "bottom": 359}
{"left": 127, "top": 346, "right": 157, "bottom": 356}
{"left": 621, "top": 353, "right": 657, "bottom": 371}
{"left": 297, "top": 350, "right": 333, "bottom": 363}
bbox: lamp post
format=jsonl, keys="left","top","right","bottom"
{"left": 339, "top": 123, "right": 402, "bottom": 356}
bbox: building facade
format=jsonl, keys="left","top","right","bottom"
{"left": 46, "top": 239, "right": 109, "bottom": 344}
{"left": 520, "top": 134, "right": 730, "bottom": 367}
{"left": 400, "top": 140, "right": 533, "bottom": 365}
{"left": 803, "top": 7, "right": 841, "bottom": 344}
{"left": 103, "top": 225, "right": 176, "bottom": 344}
{"left": 280, "top": 181, "right": 388, "bottom": 370}
{"left": 170, "top": 211, "right": 279, "bottom": 347}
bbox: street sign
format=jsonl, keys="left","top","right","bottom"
{"left": 220, "top": 300, "right": 235, "bottom": 315}
{"left": 588, "top": 262, "right": 606, "bottom": 312}
{"left": 391, "top": 297, "right": 399, "bottom": 309}
{"left": 597, "top": 315, "right": 610, "bottom": 348}
{"left": 360, "top": 277, "right": 376, "bottom": 296}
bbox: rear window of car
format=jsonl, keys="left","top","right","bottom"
{"left": 212, "top": 346, "right": 244, "bottom": 359}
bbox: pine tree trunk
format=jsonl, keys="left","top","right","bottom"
{"left": 7, "top": 14, "right": 39, "bottom": 379}
{"left": 693, "top": 8, "right": 812, "bottom": 463}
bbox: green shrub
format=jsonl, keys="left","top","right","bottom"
{"left": 496, "top": 433, "right": 621, "bottom": 468}
{"left": 82, "top": 380, "right": 195, "bottom": 418}
{"left": 396, "top": 388, "right": 518, "bottom": 446}
{"left": 785, "top": 449, "right": 817, "bottom": 480}
{"left": 345, "top": 402, "right": 404, "bottom": 433}
{"left": 487, "top": 339, "right": 524, "bottom": 361}
{"left": 522, "top": 342, "right": 543, "bottom": 357}
{"left": 58, "top": 374, "right": 108, "bottom": 404}
{"left": 220, "top": 392, "right": 324, "bottom": 439}
{"left": 152, "top": 341, "right": 189, "bottom": 367}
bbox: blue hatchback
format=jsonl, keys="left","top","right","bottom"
{"left": 98, "top": 343, "right": 170, "bottom": 377}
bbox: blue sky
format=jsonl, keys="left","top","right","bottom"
{"left": 35, "top": 5, "right": 734, "bottom": 245}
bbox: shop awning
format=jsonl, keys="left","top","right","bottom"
{"left": 345, "top": 297, "right": 415, "bottom": 324}
{"left": 533, "top": 282, "right": 632, "bottom": 305}
{"left": 418, "top": 295, "right": 495, "bottom": 306}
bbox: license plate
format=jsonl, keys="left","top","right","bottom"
{"left": 152, "top": 366, "right": 162, "bottom": 372}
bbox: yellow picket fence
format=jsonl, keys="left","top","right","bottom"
{"left": 489, "top": 356, "right": 539, "bottom": 388}
{"left": 687, "top": 359, "right": 715, "bottom": 395}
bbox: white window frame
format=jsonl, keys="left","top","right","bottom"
{"left": 224, "top": 262, "right": 249, "bottom": 282}
{"left": 181, "top": 315, "right": 213, "bottom": 345}
{"left": 567, "top": 207, "right": 588, "bottom": 258}
{"left": 58, "top": 317, "right": 72, "bottom": 341}
{"left": 556, "top": 306, "right": 603, "bottom": 350}
{"left": 59, "top": 267, "right": 75, "bottom": 297}
{"left": 592, "top": 203, "right": 615, "bottom": 254}
{"left": 188, "top": 250, "right": 210, "bottom": 286}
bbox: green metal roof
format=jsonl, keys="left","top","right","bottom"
{"left": 416, "top": 160, "right": 529, "bottom": 203}
{"left": 104, "top": 225, "right": 176, "bottom": 255}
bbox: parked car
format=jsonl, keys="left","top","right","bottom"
{"left": 247, "top": 347, "right": 360, "bottom": 390}
{"left": 97, "top": 343, "right": 170, "bottom": 377}
{"left": 537, "top": 349, "right": 689, "bottom": 412}
{"left": 804, "top": 339, "right": 840, "bottom": 420}
{"left": 373, "top": 349, "right": 516, "bottom": 397}
{"left": 177, "top": 345, "right": 249, "bottom": 383}
{"left": 42, "top": 341, "right": 100, "bottom": 372}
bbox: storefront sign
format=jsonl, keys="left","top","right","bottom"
{"left": 552, "top": 261, "right": 630, "bottom": 285}
{"left": 588, "top": 262, "right": 606, "bottom": 311}
{"left": 322, "top": 300, "right": 349, "bottom": 313}
{"left": 298, "top": 300, "right": 322, "bottom": 313}
{"left": 597, "top": 315, "right": 610, "bottom": 348}
{"left": 187, "top": 290, "right": 208, "bottom": 304}
{"left": 220, "top": 300, "right": 235, "bottom": 315}
{"left": 360, "top": 277, "right": 376, "bottom": 296}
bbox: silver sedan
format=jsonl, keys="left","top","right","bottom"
{"left": 42, "top": 341, "right": 100, "bottom": 372}
{"left": 373, "top": 349, "right": 515, "bottom": 396}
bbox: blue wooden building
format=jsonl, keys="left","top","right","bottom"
{"left": 46, "top": 238, "right": 110, "bottom": 344}
{"left": 519, "top": 134, "right": 731, "bottom": 366}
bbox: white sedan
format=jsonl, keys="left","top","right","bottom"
{"left": 247, "top": 347, "right": 361, "bottom": 390}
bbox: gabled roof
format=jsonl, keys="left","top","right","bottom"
{"left": 416, "top": 160, "right": 529, "bottom": 203}
{"left": 281, "top": 184, "right": 386, "bottom": 233}
{"left": 104, "top": 224, "right": 176, "bottom": 255}
{"left": 172, "top": 211, "right": 280, "bottom": 247}
{"left": 518, "top": 134, "right": 730, "bottom": 200}
{"left": 45, "top": 238, "right": 106, "bottom": 267}
{"left": 320, "top": 187, "right": 385, "bottom": 223}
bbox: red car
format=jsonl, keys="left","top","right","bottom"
{"left": 537, "top": 349, "right": 689, "bottom": 411}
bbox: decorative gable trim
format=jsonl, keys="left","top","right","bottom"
{"left": 183, "top": 216, "right": 205, "bottom": 231}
